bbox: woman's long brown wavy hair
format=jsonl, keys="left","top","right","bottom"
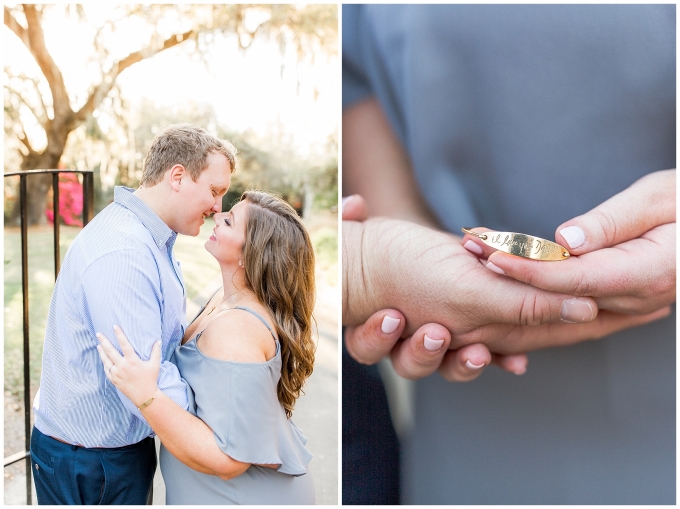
{"left": 240, "top": 190, "right": 316, "bottom": 418}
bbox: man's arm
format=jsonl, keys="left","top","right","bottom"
{"left": 343, "top": 98, "right": 440, "bottom": 227}
{"left": 83, "top": 250, "right": 189, "bottom": 420}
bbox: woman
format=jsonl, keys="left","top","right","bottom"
{"left": 96, "top": 190, "right": 316, "bottom": 504}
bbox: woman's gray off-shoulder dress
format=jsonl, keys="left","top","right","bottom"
{"left": 160, "top": 306, "right": 315, "bottom": 505}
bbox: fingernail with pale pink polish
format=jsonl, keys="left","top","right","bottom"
{"left": 513, "top": 364, "right": 527, "bottom": 375}
{"left": 463, "top": 240, "right": 484, "bottom": 256}
{"left": 381, "top": 315, "right": 400, "bottom": 334}
{"left": 423, "top": 334, "right": 444, "bottom": 351}
{"left": 486, "top": 261, "right": 505, "bottom": 275}
{"left": 560, "top": 298, "right": 594, "bottom": 323}
{"left": 465, "top": 359, "right": 485, "bottom": 370}
{"left": 560, "top": 226, "right": 585, "bottom": 249}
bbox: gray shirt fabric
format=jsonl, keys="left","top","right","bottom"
{"left": 343, "top": 4, "right": 675, "bottom": 504}
{"left": 160, "top": 307, "right": 315, "bottom": 505}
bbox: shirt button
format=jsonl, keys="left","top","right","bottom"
{"left": 35, "top": 464, "right": 39, "bottom": 470}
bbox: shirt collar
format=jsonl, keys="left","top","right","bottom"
{"left": 114, "top": 186, "right": 178, "bottom": 250}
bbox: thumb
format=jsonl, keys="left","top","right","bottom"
{"left": 342, "top": 194, "right": 369, "bottom": 221}
{"left": 556, "top": 169, "right": 675, "bottom": 254}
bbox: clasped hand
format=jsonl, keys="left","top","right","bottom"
{"left": 343, "top": 170, "right": 674, "bottom": 381}
{"left": 468, "top": 170, "right": 675, "bottom": 317}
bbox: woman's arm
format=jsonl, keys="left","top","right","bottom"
{"left": 96, "top": 326, "right": 257, "bottom": 481}
{"left": 140, "top": 390, "right": 250, "bottom": 480}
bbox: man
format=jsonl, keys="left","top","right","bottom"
{"left": 30, "top": 124, "right": 235, "bottom": 504}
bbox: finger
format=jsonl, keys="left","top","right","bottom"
{"left": 486, "top": 243, "right": 642, "bottom": 301}
{"left": 457, "top": 234, "right": 601, "bottom": 326}
{"left": 344, "top": 309, "right": 406, "bottom": 365}
{"left": 95, "top": 343, "right": 113, "bottom": 377}
{"left": 96, "top": 332, "right": 124, "bottom": 363}
{"left": 462, "top": 306, "right": 671, "bottom": 355}
{"left": 594, "top": 295, "right": 673, "bottom": 316}
{"left": 112, "top": 325, "right": 135, "bottom": 357}
{"left": 461, "top": 227, "right": 497, "bottom": 259}
{"left": 472, "top": 269, "right": 599, "bottom": 326}
{"left": 438, "top": 343, "right": 491, "bottom": 382}
{"left": 555, "top": 169, "right": 675, "bottom": 254}
{"left": 438, "top": 345, "right": 528, "bottom": 379}
{"left": 486, "top": 250, "right": 598, "bottom": 298}
{"left": 491, "top": 352, "right": 528, "bottom": 375}
{"left": 341, "top": 194, "right": 369, "bottom": 221}
{"left": 390, "top": 323, "right": 451, "bottom": 380}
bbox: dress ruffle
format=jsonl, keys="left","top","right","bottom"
{"left": 173, "top": 339, "right": 312, "bottom": 476}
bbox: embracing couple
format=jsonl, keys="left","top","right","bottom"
{"left": 29, "top": 124, "right": 316, "bottom": 505}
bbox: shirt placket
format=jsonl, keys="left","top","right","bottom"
{"left": 167, "top": 243, "right": 185, "bottom": 297}
{"left": 167, "top": 241, "right": 188, "bottom": 345}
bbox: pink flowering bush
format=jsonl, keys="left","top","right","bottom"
{"left": 45, "top": 173, "right": 83, "bottom": 227}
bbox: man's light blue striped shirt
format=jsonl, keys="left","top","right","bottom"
{"left": 34, "top": 186, "right": 190, "bottom": 448}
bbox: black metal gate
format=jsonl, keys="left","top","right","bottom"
{"left": 3, "top": 169, "right": 94, "bottom": 505}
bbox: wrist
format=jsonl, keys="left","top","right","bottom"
{"left": 137, "top": 387, "right": 159, "bottom": 411}
{"left": 343, "top": 220, "right": 369, "bottom": 325}
{"left": 342, "top": 218, "right": 402, "bottom": 326}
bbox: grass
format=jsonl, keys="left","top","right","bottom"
{"left": 4, "top": 225, "right": 80, "bottom": 397}
{"left": 3, "top": 214, "right": 337, "bottom": 396}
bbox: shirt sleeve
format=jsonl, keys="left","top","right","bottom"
{"left": 82, "top": 248, "right": 189, "bottom": 421}
{"left": 343, "top": 4, "right": 374, "bottom": 109}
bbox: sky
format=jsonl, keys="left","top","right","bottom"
{"left": 3, "top": 4, "right": 338, "bottom": 157}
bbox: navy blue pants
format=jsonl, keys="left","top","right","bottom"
{"left": 30, "top": 427, "right": 156, "bottom": 505}
{"left": 342, "top": 340, "right": 400, "bottom": 504}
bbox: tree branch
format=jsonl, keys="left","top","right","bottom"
{"left": 75, "top": 29, "right": 194, "bottom": 121}
{"left": 17, "top": 125, "right": 36, "bottom": 155}
{"left": 18, "top": 5, "right": 73, "bottom": 119}
{"left": 21, "top": 73, "right": 50, "bottom": 121}
{"left": 4, "top": 6, "right": 30, "bottom": 47}
{"left": 6, "top": 82, "right": 48, "bottom": 126}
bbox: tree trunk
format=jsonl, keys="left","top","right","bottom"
{"left": 8, "top": 125, "right": 71, "bottom": 226}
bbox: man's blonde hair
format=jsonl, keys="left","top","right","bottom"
{"left": 140, "top": 124, "right": 237, "bottom": 186}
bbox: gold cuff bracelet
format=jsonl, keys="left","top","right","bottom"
{"left": 137, "top": 388, "right": 159, "bottom": 411}
{"left": 462, "top": 227, "right": 570, "bottom": 261}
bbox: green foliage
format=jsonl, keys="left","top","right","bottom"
{"left": 311, "top": 226, "right": 338, "bottom": 268}
{"left": 4, "top": 177, "right": 19, "bottom": 223}
{"left": 308, "top": 134, "right": 338, "bottom": 213}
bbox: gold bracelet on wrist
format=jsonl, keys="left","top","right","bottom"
{"left": 137, "top": 388, "right": 159, "bottom": 411}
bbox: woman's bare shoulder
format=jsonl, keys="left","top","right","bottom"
{"left": 197, "top": 305, "right": 277, "bottom": 363}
